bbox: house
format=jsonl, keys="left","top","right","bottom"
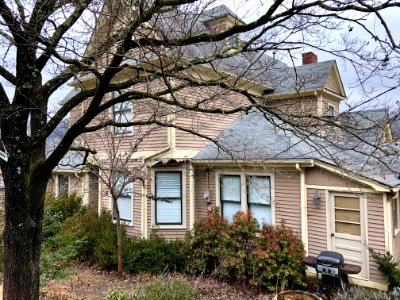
{"left": 64, "top": 3, "right": 400, "bottom": 290}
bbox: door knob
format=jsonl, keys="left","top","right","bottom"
{"left": 331, "top": 233, "right": 334, "bottom": 237}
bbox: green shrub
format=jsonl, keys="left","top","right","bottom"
{"left": 135, "top": 277, "right": 199, "bottom": 300}
{"left": 370, "top": 249, "right": 400, "bottom": 291}
{"left": 43, "top": 193, "right": 84, "bottom": 239}
{"left": 40, "top": 193, "right": 85, "bottom": 282}
{"left": 249, "top": 223, "right": 306, "bottom": 291}
{"left": 334, "top": 286, "right": 400, "bottom": 300}
{"left": 190, "top": 211, "right": 229, "bottom": 274}
{"left": 190, "top": 211, "right": 306, "bottom": 291}
{"left": 123, "top": 231, "right": 190, "bottom": 274}
{"left": 61, "top": 209, "right": 119, "bottom": 268}
{"left": 107, "top": 290, "right": 133, "bottom": 300}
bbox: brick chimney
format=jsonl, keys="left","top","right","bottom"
{"left": 302, "top": 52, "right": 318, "bottom": 65}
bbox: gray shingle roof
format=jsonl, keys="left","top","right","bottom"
{"left": 194, "top": 109, "right": 400, "bottom": 188}
{"left": 341, "top": 109, "right": 388, "bottom": 144}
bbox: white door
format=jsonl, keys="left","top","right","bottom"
{"left": 329, "top": 194, "right": 368, "bottom": 279}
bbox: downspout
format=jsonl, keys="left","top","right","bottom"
{"left": 296, "top": 163, "right": 308, "bottom": 255}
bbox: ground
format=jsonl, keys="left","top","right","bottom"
{"left": 40, "top": 263, "right": 274, "bottom": 299}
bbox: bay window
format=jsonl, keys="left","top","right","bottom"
{"left": 155, "top": 171, "right": 182, "bottom": 225}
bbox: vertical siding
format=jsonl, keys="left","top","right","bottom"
{"left": 367, "top": 193, "right": 387, "bottom": 284}
{"left": 307, "top": 188, "right": 327, "bottom": 257}
{"left": 274, "top": 172, "right": 302, "bottom": 236}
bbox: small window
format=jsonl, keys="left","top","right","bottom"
{"left": 58, "top": 174, "right": 69, "bottom": 196}
{"left": 155, "top": 171, "right": 182, "bottom": 225}
{"left": 114, "top": 176, "right": 133, "bottom": 222}
{"left": 327, "top": 105, "right": 335, "bottom": 117}
{"left": 247, "top": 176, "right": 272, "bottom": 225}
{"left": 220, "top": 175, "right": 241, "bottom": 222}
{"left": 112, "top": 91, "right": 133, "bottom": 134}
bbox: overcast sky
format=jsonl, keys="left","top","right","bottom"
{"left": 2, "top": 1, "right": 400, "bottom": 114}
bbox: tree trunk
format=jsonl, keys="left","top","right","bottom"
{"left": 113, "top": 197, "right": 123, "bottom": 274}
{"left": 2, "top": 155, "right": 48, "bottom": 300}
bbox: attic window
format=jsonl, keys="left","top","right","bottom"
{"left": 327, "top": 105, "right": 335, "bottom": 117}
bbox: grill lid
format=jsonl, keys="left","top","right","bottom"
{"left": 317, "top": 251, "right": 344, "bottom": 266}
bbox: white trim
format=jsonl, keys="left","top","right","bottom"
{"left": 189, "top": 163, "right": 195, "bottom": 230}
{"left": 214, "top": 170, "right": 275, "bottom": 225}
{"left": 313, "top": 161, "right": 390, "bottom": 192}
{"left": 141, "top": 174, "right": 148, "bottom": 238}
{"left": 151, "top": 166, "right": 187, "bottom": 229}
{"left": 98, "top": 176, "right": 102, "bottom": 216}
{"left": 306, "top": 185, "right": 377, "bottom": 193}
{"left": 383, "top": 193, "right": 393, "bottom": 252}
{"left": 82, "top": 172, "right": 90, "bottom": 206}
{"left": 299, "top": 168, "right": 308, "bottom": 254}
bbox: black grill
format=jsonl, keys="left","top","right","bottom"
{"left": 317, "top": 251, "right": 344, "bottom": 267}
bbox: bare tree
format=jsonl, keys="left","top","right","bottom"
{"left": 82, "top": 118, "right": 155, "bottom": 274}
{"left": 0, "top": 0, "right": 399, "bottom": 299}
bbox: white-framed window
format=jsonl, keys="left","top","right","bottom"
{"left": 155, "top": 171, "right": 182, "bottom": 225}
{"left": 112, "top": 91, "right": 133, "bottom": 134}
{"left": 113, "top": 176, "right": 133, "bottom": 223}
{"left": 219, "top": 173, "right": 272, "bottom": 225}
{"left": 393, "top": 195, "right": 400, "bottom": 235}
{"left": 327, "top": 105, "right": 335, "bottom": 132}
{"left": 57, "top": 174, "right": 69, "bottom": 196}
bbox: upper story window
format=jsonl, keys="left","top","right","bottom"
{"left": 220, "top": 174, "right": 272, "bottom": 225}
{"left": 155, "top": 171, "right": 182, "bottom": 225}
{"left": 327, "top": 105, "right": 335, "bottom": 118}
{"left": 112, "top": 91, "right": 133, "bottom": 134}
{"left": 58, "top": 174, "right": 69, "bottom": 196}
{"left": 114, "top": 176, "right": 133, "bottom": 223}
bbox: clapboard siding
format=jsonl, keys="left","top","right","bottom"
{"left": 366, "top": 193, "right": 386, "bottom": 284}
{"left": 307, "top": 188, "right": 327, "bottom": 257}
{"left": 324, "top": 70, "right": 339, "bottom": 94}
{"left": 306, "top": 167, "right": 367, "bottom": 188}
{"left": 393, "top": 232, "right": 400, "bottom": 263}
{"left": 194, "top": 169, "right": 216, "bottom": 222}
{"left": 274, "top": 172, "right": 302, "bottom": 235}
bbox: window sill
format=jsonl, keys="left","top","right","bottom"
{"left": 152, "top": 224, "right": 187, "bottom": 230}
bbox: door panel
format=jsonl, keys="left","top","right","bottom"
{"left": 330, "top": 194, "right": 368, "bottom": 278}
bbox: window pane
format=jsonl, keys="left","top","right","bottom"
{"left": 222, "top": 201, "right": 241, "bottom": 222}
{"left": 249, "top": 204, "right": 271, "bottom": 225}
{"left": 58, "top": 175, "right": 69, "bottom": 195}
{"left": 221, "top": 175, "right": 240, "bottom": 202}
{"left": 335, "top": 196, "right": 360, "bottom": 209}
{"left": 248, "top": 176, "right": 270, "bottom": 204}
{"left": 335, "top": 209, "right": 360, "bottom": 223}
{"left": 117, "top": 196, "right": 132, "bottom": 222}
{"left": 156, "top": 172, "right": 181, "bottom": 198}
{"left": 156, "top": 199, "right": 181, "bottom": 224}
{"left": 335, "top": 221, "right": 361, "bottom": 236}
